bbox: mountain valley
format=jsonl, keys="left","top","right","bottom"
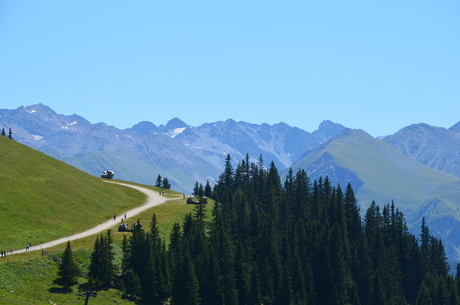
{"left": 1, "top": 104, "right": 460, "bottom": 260}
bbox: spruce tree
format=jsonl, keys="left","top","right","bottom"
{"left": 125, "top": 270, "right": 141, "bottom": 299}
{"left": 58, "top": 241, "right": 80, "bottom": 286}
{"left": 162, "top": 177, "right": 171, "bottom": 189}
{"left": 155, "top": 174, "right": 162, "bottom": 188}
{"left": 204, "top": 180, "right": 212, "bottom": 197}
{"left": 88, "top": 230, "right": 116, "bottom": 288}
{"left": 88, "top": 236, "right": 102, "bottom": 287}
{"left": 193, "top": 181, "right": 199, "bottom": 196}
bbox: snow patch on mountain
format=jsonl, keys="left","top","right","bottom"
{"left": 170, "top": 127, "right": 187, "bottom": 138}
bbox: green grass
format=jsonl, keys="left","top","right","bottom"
{"left": 0, "top": 196, "right": 212, "bottom": 304}
{"left": 0, "top": 136, "right": 152, "bottom": 251}
{"left": 0, "top": 136, "right": 212, "bottom": 303}
{"left": 0, "top": 256, "right": 135, "bottom": 305}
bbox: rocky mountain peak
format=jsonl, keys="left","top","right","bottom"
{"left": 131, "top": 121, "right": 158, "bottom": 134}
{"left": 311, "top": 120, "right": 346, "bottom": 143}
{"left": 165, "top": 118, "right": 188, "bottom": 130}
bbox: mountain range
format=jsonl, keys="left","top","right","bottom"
{"left": 1, "top": 103, "right": 460, "bottom": 261}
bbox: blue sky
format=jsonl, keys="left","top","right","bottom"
{"left": 0, "top": 1, "right": 459, "bottom": 137}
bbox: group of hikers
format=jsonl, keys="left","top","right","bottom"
{"left": 0, "top": 244, "right": 30, "bottom": 257}
{"left": 0, "top": 248, "right": 14, "bottom": 257}
{"left": 114, "top": 213, "right": 127, "bottom": 222}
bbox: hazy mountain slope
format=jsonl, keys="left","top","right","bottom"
{"left": 383, "top": 123, "right": 460, "bottom": 178}
{"left": 174, "top": 119, "right": 345, "bottom": 171}
{"left": 0, "top": 104, "right": 345, "bottom": 192}
{"left": 0, "top": 135, "right": 145, "bottom": 251}
{"left": 0, "top": 104, "right": 223, "bottom": 192}
{"left": 288, "top": 128, "right": 460, "bottom": 260}
{"left": 450, "top": 121, "right": 460, "bottom": 131}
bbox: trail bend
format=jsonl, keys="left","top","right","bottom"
{"left": 13, "top": 182, "right": 171, "bottom": 255}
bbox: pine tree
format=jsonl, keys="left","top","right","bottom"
{"left": 193, "top": 181, "right": 199, "bottom": 196}
{"left": 204, "top": 180, "right": 212, "bottom": 198}
{"left": 8, "top": 128, "right": 12, "bottom": 139}
{"left": 125, "top": 270, "right": 141, "bottom": 299}
{"left": 162, "top": 177, "right": 171, "bottom": 189}
{"left": 155, "top": 174, "right": 162, "bottom": 188}
{"left": 197, "top": 183, "right": 204, "bottom": 199}
{"left": 1, "top": 128, "right": 5, "bottom": 136}
{"left": 88, "top": 230, "right": 116, "bottom": 288}
{"left": 88, "top": 236, "right": 102, "bottom": 287}
{"left": 58, "top": 241, "right": 80, "bottom": 286}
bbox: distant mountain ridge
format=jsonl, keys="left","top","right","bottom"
{"left": 383, "top": 123, "right": 460, "bottom": 179}
{"left": 0, "top": 104, "right": 345, "bottom": 193}
{"left": 2, "top": 103, "right": 460, "bottom": 260}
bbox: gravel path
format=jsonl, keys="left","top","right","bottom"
{"left": 12, "top": 182, "right": 170, "bottom": 255}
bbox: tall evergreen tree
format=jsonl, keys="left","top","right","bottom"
{"left": 193, "top": 181, "right": 200, "bottom": 196}
{"left": 58, "top": 241, "right": 80, "bottom": 286}
{"left": 162, "top": 177, "right": 171, "bottom": 189}
{"left": 88, "top": 230, "right": 116, "bottom": 288}
{"left": 155, "top": 174, "right": 162, "bottom": 188}
{"left": 204, "top": 180, "right": 212, "bottom": 198}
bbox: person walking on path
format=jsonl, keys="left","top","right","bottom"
{"left": 25, "top": 244, "right": 30, "bottom": 251}
{"left": 113, "top": 214, "right": 116, "bottom": 221}
{"left": 8, "top": 181, "right": 173, "bottom": 256}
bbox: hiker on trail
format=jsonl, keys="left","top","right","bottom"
{"left": 121, "top": 217, "right": 124, "bottom": 223}
{"left": 113, "top": 214, "right": 116, "bottom": 221}
{"left": 10, "top": 248, "right": 13, "bottom": 254}
{"left": 26, "top": 244, "right": 30, "bottom": 251}
{"left": 124, "top": 213, "right": 127, "bottom": 219}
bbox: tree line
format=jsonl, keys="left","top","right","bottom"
{"left": 59, "top": 153, "right": 460, "bottom": 304}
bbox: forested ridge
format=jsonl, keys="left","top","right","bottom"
{"left": 90, "top": 154, "right": 459, "bottom": 304}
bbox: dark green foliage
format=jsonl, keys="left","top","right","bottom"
{"left": 156, "top": 174, "right": 171, "bottom": 189}
{"left": 193, "top": 181, "right": 199, "bottom": 196}
{"left": 1, "top": 128, "right": 5, "bottom": 136}
{"left": 162, "top": 177, "right": 171, "bottom": 190}
{"left": 88, "top": 230, "right": 116, "bottom": 288}
{"left": 155, "top": 174, "right": 162, "bottom": 188}
{"left": 57, "top": 241, "right": 80, "bottom": 286}
{"left": 119, "top": 154, "right": 458, "bottom": 304}
{"left": 205, "top": 180, "right": 212, "bottom": 197}
{"left": 8, "top": 128, "right": 12, "bottom": 139}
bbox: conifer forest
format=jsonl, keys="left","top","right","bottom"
{"left": 89, "top": 154, "right": 460, "bottom": 305}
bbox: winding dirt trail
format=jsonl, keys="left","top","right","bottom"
{"left": 12, "top": 182, "right": 171, "bottom": 255}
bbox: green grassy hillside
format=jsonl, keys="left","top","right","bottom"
{"left": 0, "top": 195, "right": 204, "bottom": 304}
{"left": 0, "top": 136, "right": 146, "bottom": 251}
